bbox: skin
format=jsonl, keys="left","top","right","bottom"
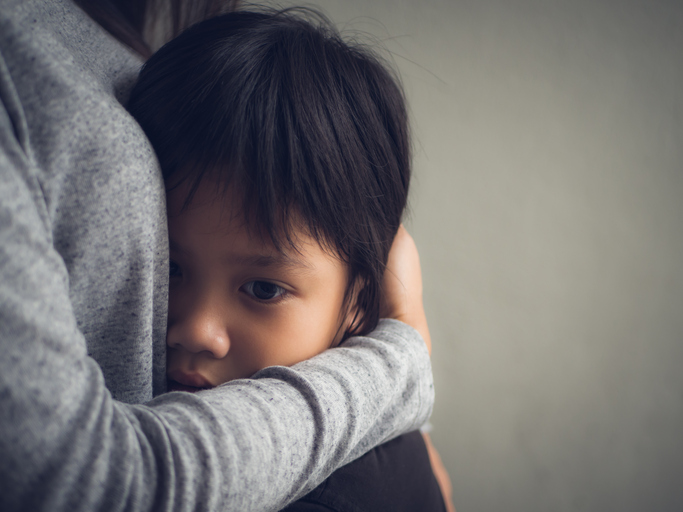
{"left": 381, "top": 225, "right": 431, "bottom": 354}
{"left": 165, "top": 180, "right": 351, "bottom": 391}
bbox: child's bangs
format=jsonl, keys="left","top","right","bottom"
{"left": 167, "top": 153, "right": 340, "bottom": 263}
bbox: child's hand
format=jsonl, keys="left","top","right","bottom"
{"left": 381, "top": 225, "right": 432, "bottom": 353}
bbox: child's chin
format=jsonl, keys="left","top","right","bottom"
{"left": 167, "top": 379, "right": 211, "bottom": 393}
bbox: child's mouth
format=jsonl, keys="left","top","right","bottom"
{"left": 167, "top": 370, "right": 214, "bottom": 393}
{"left": 167, "top": 379, "right": 211, "bottom": 393}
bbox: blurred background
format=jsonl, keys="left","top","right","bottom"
{"left": 265, "top": 0, "right": 683, "bottom": 510}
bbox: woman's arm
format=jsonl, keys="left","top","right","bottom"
{"left": 382, "top": 227, "right": 456, "bottom": 512}
{"left": 381, "top": 225, "right": 432, "bottom": 353}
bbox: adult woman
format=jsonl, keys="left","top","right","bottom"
{"left": 0, "top": 1, "right": 434, "bottom": 510}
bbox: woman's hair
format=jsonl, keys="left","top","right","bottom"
{"left": 128, "top": 9, "right": 411, "bottom": 338}
{"left": 74, "top": 0, "right": 241, "bottom": 58}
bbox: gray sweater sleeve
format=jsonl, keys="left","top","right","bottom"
{"left": 0, "top": 2, "right": 434, "bottom": 509}
{"left": 138, "top": 326, "right": 432, "bottom": 512}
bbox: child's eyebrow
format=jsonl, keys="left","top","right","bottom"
{"left": 225, "top": 252, "right": 311, "bottom": 271}
{"left": 169, "top": 239, "right": 311, "bottom": 271}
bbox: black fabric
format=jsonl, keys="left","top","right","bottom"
{"left": 282, "top": 431, "right": 447, "bottom": 512}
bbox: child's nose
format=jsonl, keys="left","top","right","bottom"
{"left": 166, "top": 306, "right": 230, "bottom": 359}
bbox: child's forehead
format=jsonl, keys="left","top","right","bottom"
{"left": 166, "top": 177, "right": 338, "bottom": 260}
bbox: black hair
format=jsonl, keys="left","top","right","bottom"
{"left": 128, "top": 9, "right": 411, "bottom": 338}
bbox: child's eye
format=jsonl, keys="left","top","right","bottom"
{"left": 169, "top": 260, "right": 182, "bottom": 277}
{"left": 241, "top": 281, "right": 286, "bottom": 302}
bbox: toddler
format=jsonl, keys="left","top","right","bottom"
{"left": 129, "top": 9, "right": 446, "bottom": 511}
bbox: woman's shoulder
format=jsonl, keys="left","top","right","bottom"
{"left": 1, "top": 0, "right": 142, "bottom": 104}
{"left": 0, "top": 0, "right": 167, "bottom": 404}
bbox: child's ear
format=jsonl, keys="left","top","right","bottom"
{"left": 332, "top": 279, "right": 365, "bottom": 347}
{"left": 343, "top": 304, "right": 362, "bottom": 340}
{"left": 331, "top": 306, "right": 359, "bottom": 348}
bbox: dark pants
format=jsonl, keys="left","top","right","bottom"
{"left": 282, "top": 430, "right": 447, "bottom": 512}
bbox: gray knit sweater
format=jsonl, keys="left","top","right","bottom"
{"left": 0, "top": 1, "right": 434, "bottom": 511}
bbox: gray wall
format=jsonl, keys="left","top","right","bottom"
{"left": 265, "top": 1, "right": 683, "bottom": 510}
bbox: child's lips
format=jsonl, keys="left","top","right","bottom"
{"left": 167, "top": 380, "right": 208, "bottom": 393}
{"left": 167, "top": 370, "right": 214, "bottom": 393}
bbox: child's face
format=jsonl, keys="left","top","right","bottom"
{"left": 165, "top": 180, "right": 350, "bottom": 392}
